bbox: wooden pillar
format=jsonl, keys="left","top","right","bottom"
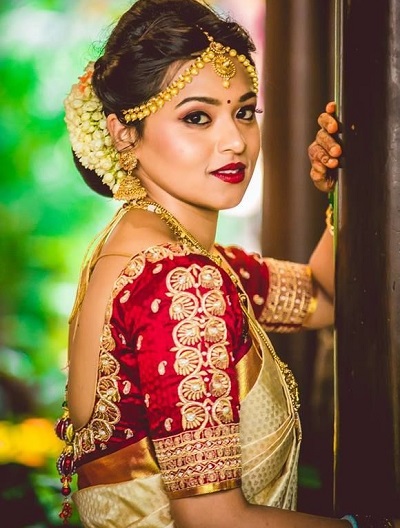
{"left": 334, "top": 0, "right": 400, "bottom": 516}
{"left": 262, "top": 0, "right": 334, "bottom": 514}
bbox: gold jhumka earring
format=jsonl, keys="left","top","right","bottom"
{"left": 114, "top": 149, "right": 147, "bottom": 201}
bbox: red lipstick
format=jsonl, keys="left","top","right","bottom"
{"left": 210, "top": 162, "right": 246, "bottom": 183}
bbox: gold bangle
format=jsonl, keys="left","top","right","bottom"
{"left": 325, "top": 204, "right": 334, "bottom": 236}
{"left": 307, "top": 295, "right": 318, "bottom": 316}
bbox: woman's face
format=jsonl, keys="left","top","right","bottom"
{"left": 134, "top": 58, "right": 261, "bottom": 212}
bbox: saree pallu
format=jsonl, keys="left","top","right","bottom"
{"left": 72, "top": 325, "right": 301, "bottom": 528}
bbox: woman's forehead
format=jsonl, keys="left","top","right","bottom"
{"left": 165, "top": 58, "right": 256, "bottom": 104}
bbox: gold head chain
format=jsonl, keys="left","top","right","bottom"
{"left": 122, "top": 31, "right": 259, "bottom": 124}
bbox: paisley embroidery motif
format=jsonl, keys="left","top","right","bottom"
{"left": 122, "top": 380, "right": 131, "bottom": 394}
{"left": 125, "top": 428, "right": 134, "bottom": 439}
{"left": 164, "top": 418, "right": 173, "bottom": 432}
{"left": 158, "top": 361, "right": 168, "bottom": 375}
{"left": 120, "top": 290, "right": 131, "bottom": 303}
{"left": 151, "top": 299, "right": 161, "bottom": 313}
{"left": 239, "top": 268, "right": 250, "bottom": 279}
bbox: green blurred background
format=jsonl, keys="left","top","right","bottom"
{"left": 0, "top": 1, "right": 265, "bottom": 526}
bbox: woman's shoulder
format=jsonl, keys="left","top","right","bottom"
{"left": 216, "top": 243, "right": 263, "bottom": 261}
{"left": 113, "top": 242, "right": 228, "bottom": 294}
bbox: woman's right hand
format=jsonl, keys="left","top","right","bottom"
{"left": 308, "top": 101, "right": 342, "bottom": 193}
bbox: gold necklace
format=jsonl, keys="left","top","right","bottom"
{"left": 131, "top": 199, "right": 300, "bottom": 413}
{"left": 131, "top": 199, "right": 223, "bottom": 266}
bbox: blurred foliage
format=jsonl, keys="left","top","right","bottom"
{"left": 0, "top": 1, "right": 130, "bottom": 525}
{"left": 0, "top": 1, "right": 262, "bottom": 526}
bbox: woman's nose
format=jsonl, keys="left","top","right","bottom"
{"left": 217, "top": 119, "right": 246, "bottom": 154}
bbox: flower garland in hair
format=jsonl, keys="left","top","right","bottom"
{"left": 64, "top": 62, "right": 124, "bottom": 193}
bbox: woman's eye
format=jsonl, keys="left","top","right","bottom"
{"left": 236, "top": 105, "right": 257, "bottom": 121}
{"left": 182, "top": 111, "right": 211, "bottom": 125}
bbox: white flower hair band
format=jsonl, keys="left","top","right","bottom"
{"left": 64, "top": 62, "right": 125, "bottom": 194}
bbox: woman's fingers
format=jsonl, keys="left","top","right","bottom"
{"left": 325, "top": 101, "right": 336, "bottom": 114}
{"left": 308, "top": 139, "right": 340, "bottom": 167}
{"left": 310, "top": 167, "right": 336, "bottom": 192}
{"left": 316, "top": 129, "right": 341, "bottom": 156}
{"left": 309, "top": 101, "right": 341, "bottom": 192}
{"left": 318, "top": 102, "right": 338, "bottom": 134}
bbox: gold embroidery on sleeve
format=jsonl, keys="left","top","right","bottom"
{"left": 166, "top": 264, "right": 234, "bottom": 432}
{"left": 158, "top": 361, "right": 168, "bottom": 375}
{"left": 72, "top": 244, "right": 193, "bottom": 460}
{"left": 259, "top": 258, "right": 313, "bottom": 332}
{"left": 153, "top": 424, "right": 241, "bottom": 497}
{"left": 151, "top": 299, "right": 161, "bottom": 313}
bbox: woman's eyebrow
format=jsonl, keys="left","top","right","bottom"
{"left": 239, "top": 90, "right": 257, "bottom": 102}
{"left": 175, "top": 96, "right": 220, "bottom": 108}
{"left": 175, "top": 91, "right": 256, "bottom": 109}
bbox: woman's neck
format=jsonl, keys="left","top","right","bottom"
{"left": 144, "top": 194, "right": 219, "bottom": 251}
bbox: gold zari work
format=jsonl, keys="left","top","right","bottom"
{"left": 70, "top": 201, "right": 305, "bottom": 527}
{"left": 166, "top": 263, "right": 233, "bottom": 431}
{"left": 260, "top": 258, "right": 313, "bottom": 332}
{"left": 153, "top": 424, "right": 241, "bottom": 497}
{"left": 73, "top": 314, "right": 301, "bottom": 526}
{"left": 72, "top": 244, "right": 194, "bottom": 459}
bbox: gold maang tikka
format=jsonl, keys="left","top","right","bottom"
{"left": 122, "top": 31, "right": 259, "bottom": 124}
{"left": 114, "top": 149, "right": 147, "bottom": 201}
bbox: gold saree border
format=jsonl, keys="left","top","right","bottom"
{"left": 77, "top": 436, "right": 159, "bottom": 489}
{"left": 167, "top": 478, "right": 241, "bottom": 499}
{"left": 236, "top": 343, "right": 262, "bottom": 402}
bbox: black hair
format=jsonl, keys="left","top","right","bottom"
{"left": 72, "top": 0, "right": 256, "bottom": 197}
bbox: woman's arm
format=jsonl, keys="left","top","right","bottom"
{"left": 171, "top": 488, "right": 399, "bottom": 528}
{"left": 304, "top": 226, "right": 335, "bottom": 329}
{"left": 171, "top": 487, "right": 349, "bottom": 528}
{"left": 303, "top": 101, "right": 342, "bottom": 329}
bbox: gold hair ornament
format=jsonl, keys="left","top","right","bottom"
{"left": 122, "top": 32, "right": 259, "bottom": 124}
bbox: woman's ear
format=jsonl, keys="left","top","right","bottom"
{"left": 106, "top": 114, "right": 138, "bottom": 151}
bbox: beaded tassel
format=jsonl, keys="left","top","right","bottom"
{"left": 54, "top": 400, "right": 76, "bottom": 524}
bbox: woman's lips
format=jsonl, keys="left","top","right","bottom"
{"left": 210, "top": 163, "right": 246, "bottom": 183}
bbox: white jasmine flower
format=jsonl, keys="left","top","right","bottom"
{"left": 64, "top": 61, "right": 125, "bottom": 193}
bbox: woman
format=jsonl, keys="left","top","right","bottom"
{"left": 54, "top": 1, "right": 395, "bottom": 527}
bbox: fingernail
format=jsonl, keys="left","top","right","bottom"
{"left": 329, "top": 146, "right": 340, "bottom": 156}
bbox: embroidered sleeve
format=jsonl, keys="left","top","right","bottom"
{"left": 259, "top": 257, "right": 314, "bottom": 332}
{"left": 217, "top": 245, "right": 314, "bottom": 333}
{"left": 125, "top": 252, "right": 245, "bottom": 498}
